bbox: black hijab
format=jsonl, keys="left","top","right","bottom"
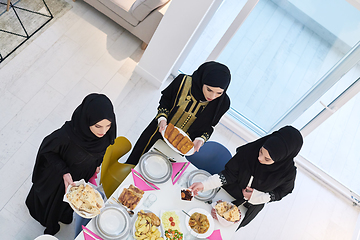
{"left": 63, "top": 93, "right": 116, "bottom": 153}
{"left": 249, "top": 126, "right": 303, "bottom": 186}
{"left": 190, "top": 61, "right": 231, "bottom": 123}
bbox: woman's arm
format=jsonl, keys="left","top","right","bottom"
{"left": 156, "top": 74, "right": 185, "bottom": 121}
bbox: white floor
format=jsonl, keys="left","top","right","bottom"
{"left": 0, "top": 1, "right": 360, "bottom": 239}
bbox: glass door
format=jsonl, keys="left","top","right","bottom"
{"left": 180, "top": 0, "right": 360, "bottom": 196}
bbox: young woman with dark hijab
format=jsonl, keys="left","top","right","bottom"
{"left": 25, "top": 93, "right": 116, "bottom": 235}
{"left": 125, "top": 61, "right": 231, "bottom": 165}
{"left": 189, "top": 126, "right": 303, "bottom": 229}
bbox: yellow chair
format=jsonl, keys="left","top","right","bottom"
{"left": 101, "top": 136, "right": 135, "bottom": 199}
{"left": 7, "top": 0, "right": 11, "bottom": 11}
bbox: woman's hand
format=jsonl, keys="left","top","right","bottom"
{"left": 188, "top": 182, "right": 204, "bottom": 196}
{"left": 95, "top": 166, "right": 100, "bottom": 174}
{"left": 193, "top": 139, "right": 203, "bottom": 153}
{"left": 63, "top": 173, "right": 75, "bottom": 194}
{"left": 158, "top": 119, "right": 167, "bottom": 133}
{"left": 242, "top": 187, "right": 253, "bottom": 200}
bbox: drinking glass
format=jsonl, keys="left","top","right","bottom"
{"left": 143, "top": 193, "right": 157, "bottom": 208}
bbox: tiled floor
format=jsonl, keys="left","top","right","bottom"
{"left": 1, "top": 1, "right": 360, "bottom": 239}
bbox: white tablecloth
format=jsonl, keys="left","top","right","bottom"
{"left": 75, "top": 139, "right": 245, "bottom": 240}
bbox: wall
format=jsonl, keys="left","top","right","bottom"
{"left": 135, "top": 0, "right": 223, "bottom": 88}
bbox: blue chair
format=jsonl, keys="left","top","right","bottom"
{"left": 186, "top": 141, "right": 232, "bottom": 174}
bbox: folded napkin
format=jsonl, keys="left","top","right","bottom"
{"left": 88, "top": 172, "right": 98, "bottom": 186}
{"left": 131, "top": 169, "right": 160, "bottom": 191}
{"left": 207, "top": 229, "right": 223, "bottom": 240}
{"left": 82, "top": 225, "right": 102, "bottom": 240}
{"left": 171, "top": 162, "right": 190, "bottom": 185}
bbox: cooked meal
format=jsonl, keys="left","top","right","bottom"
{"left": 118, "top": 184, "right": 144, "bottom": 210}
{"left": 214, "top": 201, "right": 240, "bottom": 222}
{"left": 181, "top": 189, "right": 193, "bottom": 201}
{"left": 164, "top": 123, "right": 194, "bottom": 154}
{"left": 66, "top": 184, "right": 103, "bottom": 215}
{"left": 188, "top": 212, "right": 210, "bottom": 234}
{"left": 161, "top": 211, "right": 181, "bottom": 232}
{"left": 134, "top": 210, "right": 163, "bottom": 240}
{"left": 161, "top": 211, "right": 183, "bottom": 240}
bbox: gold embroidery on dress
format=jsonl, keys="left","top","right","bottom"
{"left": 170, "top": 76, "right": 208, "bottom": 133}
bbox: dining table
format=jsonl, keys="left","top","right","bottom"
{"left": 74, "top": 139, "right": 246, "bottom": 240}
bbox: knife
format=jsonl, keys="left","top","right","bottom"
{"left": 173, "top": 162, "right": 188, "bottom": 182}
{"left": 153, "top": 147, "right": 176, "bottom": 162}
{"left": 132, "top": 170, "right": 158, "bottom": 190}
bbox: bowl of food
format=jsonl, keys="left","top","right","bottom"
{"left": 64, "top": 179, "right": 104, "bottom": 218}
{"left": 184, "top": 208, "right": 214, "bottom": 239}
{"left": 211, "top": 200, "right": 241, "bottom": 227}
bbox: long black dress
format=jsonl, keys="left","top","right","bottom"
{"left": 25, "top": 93, "right": 116, "bottom": 235}
{"left": 219, "top": 126, "right": 303, "bottom": 229}
{"left": 126, "top": 61, "right": 231, "bottom": 165}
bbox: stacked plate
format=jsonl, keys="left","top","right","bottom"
{"left": 139, "top": 152, "right": 172, "bottom": 184}
{"left": 186, "top": 170, "right": 219, "bottom": 202}
{"left": 94, "top": 205, "right": 131, "bottom": 239}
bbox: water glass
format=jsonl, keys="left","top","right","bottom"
{"left": 143, "top": 193, "right": 157, "bottom": 208}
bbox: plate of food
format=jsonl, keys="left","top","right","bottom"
{"left": 160, "top": 210, "right": 184, "bottom": 240}
{"left": 116, "top": 184, "right": 146, "bottom": 213}
{"left": 185, "top": 208, "right": 214, "bottom": 239}
{"left": 161, "top": 123, "right": 194, "bottom": 156}
{"left": 211, "top": 200, "right": 242, "bottom": 227}
{"left": 131, "top": 209, "right": 163, "bottom": 240}
{"left": 64, "top": 179, "right": 104, "bottom": 219}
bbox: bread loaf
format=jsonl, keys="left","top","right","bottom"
{"left": 164, "top": 123, "right": 194, "bottom": 154}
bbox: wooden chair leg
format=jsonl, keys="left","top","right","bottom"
{"left": 141, "top": 42, "right": 148, "bottom": 50}
{"left": 7, "top": 0, "right": 11, "bottom": 11}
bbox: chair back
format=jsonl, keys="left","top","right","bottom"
{"left": 100, "top": 136, "right": 135, "bottom": 198}
{"left": 186, "top": 141, "right": 232, "bottom": 175}
{"left": 100, "top": 136, "right": 132, "bottom": 184}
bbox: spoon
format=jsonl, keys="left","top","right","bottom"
{"left": 182, "top": 210, "right": 192, "bottom": 218}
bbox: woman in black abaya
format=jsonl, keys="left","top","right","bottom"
{"left": 189, "top": 126, "right": 303, "bottom": 229}
{"left": 25, "top": 93, "right": 116, "bottom": 235}
{"left": 125, "top": 61, "right": 231, "bottom": 165}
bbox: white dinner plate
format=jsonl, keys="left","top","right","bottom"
{"left": 161, "top": 125, "right": 195, "bottom": 156}
{"left": 186, "top": 170, "right": 219, "bottom": 202}
{"left": 94, "top": 205, "right": 131, "bottom": 239}
{"left": 139, "top": 152, "right": 172, "bottom": 184}
{"left": 185, "top": 208, "right": 214, "bottom": 239}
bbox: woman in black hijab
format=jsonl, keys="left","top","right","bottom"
{"left": 125, "top": 61, "right": 231, "bottom": 165}
{"left": 25, "top": 93, "right": 116, "bottom": 235}
{"left": 189, "top": 126, "right": 303, "bottom": 229}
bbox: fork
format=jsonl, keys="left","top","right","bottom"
{"left": 110, "top": 196, "right": 134, "bottom": 217}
